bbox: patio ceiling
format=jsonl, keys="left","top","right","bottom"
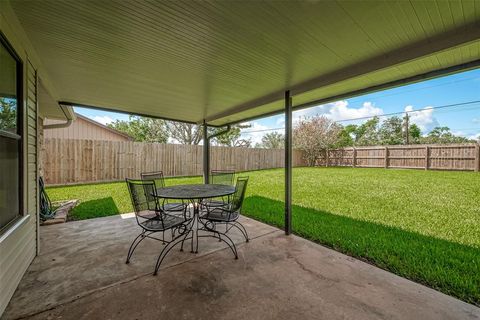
{"left": 9, "top": 1, "right": 480, "bottom": 126}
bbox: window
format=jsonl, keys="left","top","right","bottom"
{"left": 0, "top": 34, "right": 22, "bottom": 231}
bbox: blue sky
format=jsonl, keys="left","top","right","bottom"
{"left": 76, "top": 68, "right": 480, "bottom": 144}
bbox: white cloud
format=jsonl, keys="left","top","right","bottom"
{"left": 327, "top": 101, "right": 384, "bottom": 121}
{"left": 293, "top": 100, "right": 384, "bottom": 123}
{"left": 468, "top": 133, "right": 480, "bottom": 141}
{"left": 405, "top": 105, "right": 439, "bottom": 133}
{"left": 473, "top": 117, "right": 480, "bottom": 124}
{"left": 453, "top": 130, "right": 480, "bottom": 141}
{"left": 91, "top": 115, "right": 114, "bottom": 125}
{"left": 240, "top": 121, "right": 283, "bottom": 145}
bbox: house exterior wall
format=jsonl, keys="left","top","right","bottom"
{"left": 0, "top": 4, "right": 40, "bottom": 315}
{"left": 44, "top": 116, "right": 130, "bottom": 141}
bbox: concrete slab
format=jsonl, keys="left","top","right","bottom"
{"left": 3, "top": 214, "right": 479, "bottom": 320}
{"left": 2, "top": 214, "right": 275, "bottom": 319}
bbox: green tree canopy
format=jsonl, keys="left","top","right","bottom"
{"left": 421, "top": 126, "right": 473, "bottom": 144}
{"left": 355, "top": 117, "right": 380, "bottom": 146}
{"left": 257, "top": 132, "right": 284, "bottom": 149}
{"left": 108, "top": 116, "right": 168, "bottom": 143}
{"left": 378, "top": 116, "right": 403, "bottom": 145}
{"left": 212, "top": 124, "right": 252, "bottom": 147}
{"left": 0, "top": 98, "right": 17, "bottom": 132}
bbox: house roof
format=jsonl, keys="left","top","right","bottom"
{"left": 74, "top": 113, "right": 133, "bottom": 140}
{"left": 8, "top": 1, "right": 480, "bottom": 126}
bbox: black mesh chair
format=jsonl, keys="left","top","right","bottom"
{"left": 141, "top": 171, "right": 188, "bottom": 218}
{"left": 203, "top": 169, "right": 236, "bottom": 210}
{"left": 209, "top": 169, "right": 235, "bottom": 185}
{"left": 125, "top": 179, "right": 189, "bottom": 274}
{"left": 200, "top": 176, "right": 249, "bottom": 242}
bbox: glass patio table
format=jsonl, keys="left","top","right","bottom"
{"left": 154, "top": 184, "right": 237, "bottom": 259}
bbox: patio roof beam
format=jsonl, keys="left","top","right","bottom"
{"left": 285, "top": 90, "right": 292, "bottom": 236}
{"left": 220, "top": 59, "right": 480, "bottom": 127}
{"left": 204, "top": 22, "right": 480, "bottom": 125}
{"left": 58, "top": 101, "right": 221, "bottom": 127}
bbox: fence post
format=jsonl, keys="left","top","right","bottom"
{"left": 475, "top": 144, "right": 480, "bottom": 172}
{"left": 384, "top": 146, "right": 388, "bottom": 168}
{"left": 425, "top": 146, "right": 430, "bottom": 170}
{"left": 352, "top": 147, "right": 356, "bottom": 168}
{"left": 325, "top": 149, "right": 329, "bottom": 167}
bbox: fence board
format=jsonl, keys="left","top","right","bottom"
{"left": 317, "top": 143, "right": 479, "bottom": 172}
{"left": 43, "top": 138, "right": 305, "bottom": 185}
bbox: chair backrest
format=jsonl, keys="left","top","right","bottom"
{"left": 141, "top": 171, "right": 166, "bottom": 188}
{"left": 210, "top": 170, "right": 235, "bottom": 185}
{"left": 126, "top": 179, "right": 159, "bottom": 222}
{"left": 231, "top": 176, "right": 249, "bottom": 213}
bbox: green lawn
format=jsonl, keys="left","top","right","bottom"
{"left": 47, "top": 167, "right": 480, "bottom": 305}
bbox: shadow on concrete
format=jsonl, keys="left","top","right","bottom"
{"left": 243, "top": 195, "right": 480, "bottom": 306}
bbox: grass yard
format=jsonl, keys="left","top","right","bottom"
{"left": 47, "top": 167, "right": 480, "bottom": 305}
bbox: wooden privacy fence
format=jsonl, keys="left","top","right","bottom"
{"left": 318, "top": 143, "right": 480, "bottom": 171}
{"left": 43, "top": 138, "right": 305, "bottom": 185}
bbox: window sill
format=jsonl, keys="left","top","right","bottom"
{"left": 0, "top": 215, "right": 30, "bottom": 243}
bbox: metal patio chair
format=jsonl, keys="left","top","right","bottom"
{"left": 141, "top": 171, "right": 188, "bottom": 218}
{"left": 200, "top": 176, "right": 249, "bottom": 243}
{"left": 209, "top": 169, "right": 236, "bottom": 185}
{"left": 203, "top": 169, "right": 236, "bottom": 210}
{"left": 125, "top": 179, "right": 189, "bottom": 274}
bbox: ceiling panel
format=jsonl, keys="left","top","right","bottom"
{"left": 8, "top": 0, "right": 480, "bottom": 126}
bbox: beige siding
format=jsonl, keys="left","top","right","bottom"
{"left": 44, "top": 116, "right": 130, "bottom": 141}
{"left": 0, "top": 60, "right": 38, "bottom": 314}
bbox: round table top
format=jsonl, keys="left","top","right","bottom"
{"left": 155, "top": 184, "right": 236, "bottom": 200}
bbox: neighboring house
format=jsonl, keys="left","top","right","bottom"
{"left": 44, "top": 113, "right": 132, "bottom": 141}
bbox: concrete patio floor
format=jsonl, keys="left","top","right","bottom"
{"left": 3, "top": 213, "right": 479, "bottom": 320}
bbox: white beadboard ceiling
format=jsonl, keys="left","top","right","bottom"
{"left": 9, "top": 0, "right": 480, "bottom": 125}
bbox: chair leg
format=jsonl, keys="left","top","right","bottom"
{"left": 231, "top": 221, "right": 249, "bottom": 242}
{"left": 215, "top": 230, "right": 238, "bottom": 259}
{"left": 126, "top": 231, "right": 146, "bottom": 264}
{"left": 154, "top": 233, "right": 189, "bottom": 275}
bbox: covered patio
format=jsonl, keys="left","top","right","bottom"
{"left": 1, "top": 1, "right": 480, "bottom": 318}
{"left": 3, "top": 214, "right": 478, "bottom": 320}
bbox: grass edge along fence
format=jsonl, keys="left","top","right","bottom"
{"left": 318, "top": 143, "right": 480, "bottom": 172}
{"left": 43, "top": 138, "right": 305, "bottom": 185}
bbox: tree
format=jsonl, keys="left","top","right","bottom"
{"left": 355, "top": 117, "right": 380, "bottom": 146}
{"left": 378, "top": 116, "right": 403, "bottom": 145}
{"left": 166, "top": 122, "right": 203, "bottom": 145}
{"left": 108, "top": 116, "right": 168, "bottom": 143}
{"left": 408, "top": 123, "right": 422, "bottom": 143}
{"left": 293, "top": 115, "right": 342, "bottom": 166}
{"left": 165, "top": 122, "right": 252, "bottom": 146}
{"left": 336, "top": 124, "right": 357, "bottom": 147}
{"left": 421, "top": 126, "right": 472, "bottom": 144}
{"left": 0, "top": 98, "right": 17, "bottom": 132}
{"left": 213, "top": 124, "right": 252, "bottom": 147}
{"left": 258, "top": 132, "right": 284, "bottom": 149}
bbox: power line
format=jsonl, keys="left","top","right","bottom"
{"left": 335, "top": 99, "right": 480, "bottom": 123}
{"left": 240, "top": 99, "right": 480, "bottom": 134}
{"left": 241, "top": 127, "right": 285, "bottom": 133}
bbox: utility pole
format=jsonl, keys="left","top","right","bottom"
{"left": 404, "top": 112, "right": 410, "bottom": 145}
